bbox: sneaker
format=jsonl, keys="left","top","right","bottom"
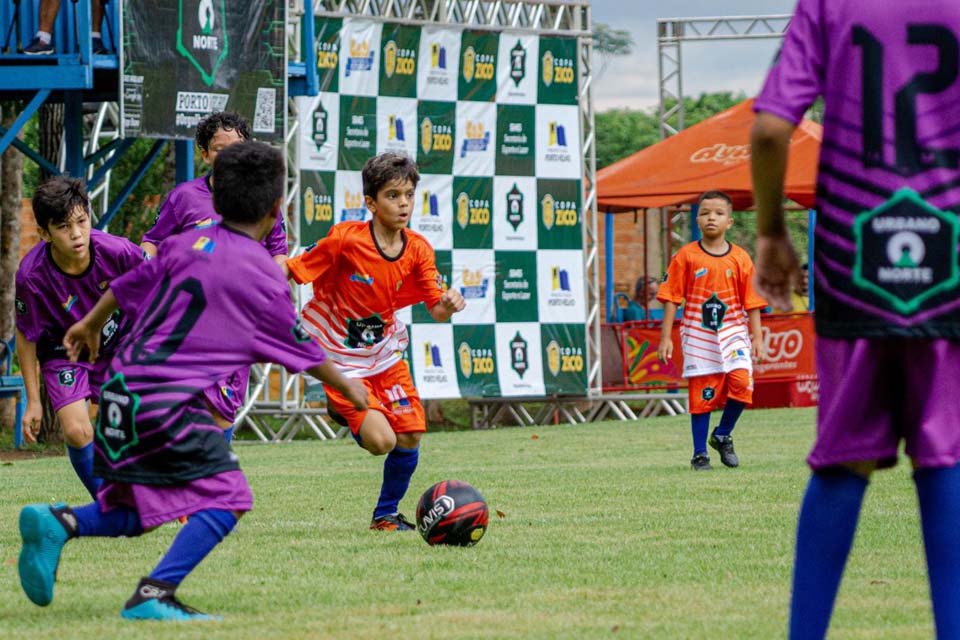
{"left": 18, "top": 503, "right": 77, "bottom": 606}
{"left": 369, "top": 513, "right": 416, "bottom": 531}
{"left": 690, "top": 454, "right": 713, "bottom": 471}
{"left": 121, "top": 577, "right": 221, "bottom": 621}
{"left": 92, "top": 37, "right": 108, "bottom": 55}
{"left": 23, "top": 37, "right": 54, "bottom": 55}
{"left": 709, "top": 432, "right": 740, "bottom": 468}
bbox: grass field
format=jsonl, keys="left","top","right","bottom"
{"left": 0, "top": 407, "right": 935, "bottom": 639}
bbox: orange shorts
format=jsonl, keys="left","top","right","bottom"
{"left": 687, "top": 369, "right": 753, "bottom": 414}
{"left": 323, "top": 360, "right": 425, "bottom": 436}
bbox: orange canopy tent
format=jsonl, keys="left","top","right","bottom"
{"left": 596, "top": 98, "right": 821, "bottom": 211}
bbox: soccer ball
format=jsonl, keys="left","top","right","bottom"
{"left": 416, "top": 480, "right": 489, "bottom": 546}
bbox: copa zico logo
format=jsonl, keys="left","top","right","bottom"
{"left": 303, "top": 187, "right": 333, "bottom": 224}
{"left": 541, "top": 194, "right": 578, "bottom": 229}
{"left": 177, "top": 0, "right": 228, "bottom": 87}
{"left": 462, "top": 46, "right": 495, "bottom": 82}
{"left": 316, "top": 39, "right": 338, "bottom": 71}
{"left": 456, "top": 192, "right": 491, "bottom": 229}
{"left": 546, "top": 340, "right": 584, "bottom": 376}
{"left": 542, "top": 50, "right": 575, "bottom": 86}
{"left": 383, "top": 40, "right": 416, "bottom": 78}
{"left": 420, "top": 117, "right": 453, "bottom": 154}
{"left": 458, "top": 342, "right": 495, "bottom": 378}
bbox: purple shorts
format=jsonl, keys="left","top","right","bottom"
{"left": 202, "top": 367, "right": 251, "bottom": 424}
{"left": 97, "top": 469, "right": 253, "bottom": 529}
{"left": 811, "top": 337, "right": 960, "bottom": 470}
{"left": 41, "top": 359, "right": 110, "bottom": 412}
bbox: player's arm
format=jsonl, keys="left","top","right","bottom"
{"left": 751, "top": 111, "right": 803, "bottom": 311}
{"left": 63, "top": 290, "right": 119, "bottom": 363}
{"left": 15, "top": 329, "right": 43, "bottom": 444}
{"left": 657, "top": 301, "right": 678, "bottom": 363}
{"left": 428, "top": 288, "right": 465, "bottom": 322}
{"left": 286, "top": 233, "right": 339, "bottom": 284}
{"left": 140, "top": 241, "right": 158, "bottom": 258}
{"left": 748, "top": 308, "right": 765, "bottom": 363}
{"left": 305, "top": 359, "right": 368, "bottom": 411}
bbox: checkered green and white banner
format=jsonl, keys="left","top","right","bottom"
{"left": 297, "top": 18, "right": 587, "bottom": 398}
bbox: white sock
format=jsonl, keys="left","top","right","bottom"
{"left": 37, "top": 31, "right": 52, "bottom": 44}
{"left": 92, "top": 32, "right": 101, "bottom": 39}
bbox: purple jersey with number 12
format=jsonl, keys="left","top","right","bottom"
{"left": 755, "top": 1, "right": 960, "bottom": 338}
{"left": 97, "top": 224, "right": 326, "bottom": 485}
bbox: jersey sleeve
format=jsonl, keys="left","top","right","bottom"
{"left": 110, "top": 257, "right": 165, "bottom": 315}
{"left": 395, "top": 239, "right": 444, "bottom": 310}
{"left": 251, "top": 288, "right": 328, "bottom": 372}
{"left": 14, "top": 272, "right": 42, "bottom": 343}
{"left": 656, "top": 249, "right": 687, "bottom": 306}
{"left": 119, "top": 237, "right": 147, "bottom": 271}
{"left": 753, "top": 0, "right": 825, "bottom": 125}
{"left": 262, "top": 212, "right": 288, "bottom": 257}
{"left": 286, "top": 225, "right": 343, "bottom": 285}
{"left": 141, "top": 189, "right": 183, "bottom": 246}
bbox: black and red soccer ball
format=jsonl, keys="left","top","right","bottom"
{"left": 416, "top": 480, "right": 489, "bottom": 546}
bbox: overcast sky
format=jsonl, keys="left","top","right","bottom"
{"left": 589, "top": 0, "right": 798, "bottom": 111}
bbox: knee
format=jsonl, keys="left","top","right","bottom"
{"left": 364, "top": 437, "right": 395, "bottom": 456}
{"left": 60, "top": 417, "right": 93, "bottom": 446}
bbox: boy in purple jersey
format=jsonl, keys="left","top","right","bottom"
{"left": 141, "top": 111, "right": 288, "bottom": 442}
{"left": 15, "top": 177, "right": 143, "bottom": 498}
{"left": 16, "top": 142, "right": 368, "bottom": 621}
{"left": 751, "top": 2, "right": 960, "bottom": 637}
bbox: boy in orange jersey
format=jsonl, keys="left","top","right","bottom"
{"left": 286, "top": 152, "right": 465, "bottom": 530}
{"left": 657, "top": 191, "right": 767, "bottom": 470}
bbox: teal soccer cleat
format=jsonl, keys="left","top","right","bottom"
{"left": 18, "top": 504, "right": 76, "bottom": 606}
{"left": 121, "top": 577, "right": 222, "bottom": 621}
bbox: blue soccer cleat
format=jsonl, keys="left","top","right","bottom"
{"left": 121, "top": 577, "right": 222, "bottom": 621}
{"left": 18, "top": 503, "right": 76, "bottom": 606}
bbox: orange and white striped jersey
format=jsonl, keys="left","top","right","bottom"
{"left": 657, "top": 241, "right": 768, "bottom": 378}
{"left": 287, "top": 221, "right": 445, "bottom": 378}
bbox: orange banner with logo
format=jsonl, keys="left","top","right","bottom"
{"left": 620, "top": 313, "right": 816, "bottom": 388}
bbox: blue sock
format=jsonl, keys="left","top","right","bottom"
{"left": 713, "top": 399, "right": 746, "bottom": 438}
{"left": 149, "top": 509, "right": 237, "bottom": 586}
{"left": 915, "top": 464, "right": 960, "bottom": 636}
{"left": 373, "top": 446, "right": 419, "bottom": 519}
{"left": 691, "top": 413, "right": 710, "bottom": 456}
{"left": 67, "top": 443, "right": 102, "bottom": 499}
{"left": 72, "top": 502, "right": 143, "bottom": 537}
{"left": 789, "top": 469, "right": 868, "bottom": 640}
{"left": 223, "top": 426, "right": 235, "bottom": 443}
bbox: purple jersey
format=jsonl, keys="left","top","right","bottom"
{"left": 755, "top": 2, "right": 960, "bottom": 338}
{"left": 15, "top": 229, "right": 143, "bottom": 363}
{"left": 98, "top": 224, "right": 326, "bottom": 485}
{"left": 142, "top": 175, "right": 288, "bottom": 257}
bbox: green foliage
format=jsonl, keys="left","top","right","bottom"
{"left": 0, "top": 408, "right": 934, "bottom": 638}
{"left": 596, "top": 91, "right": 746, "bottom": 170}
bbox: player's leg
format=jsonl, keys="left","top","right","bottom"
{"left": 789, "top": 338, "right": 896, "bottom": 639}
{"left": 688, "top": 374, "right": 723, "bottom": 470}
{"left": 44, "top": 363, "right": 101, "bottom": 498}
{"left": 709, "top": 368, "right": 752, "bottom": 468}
{"left": 24, "top": 0, "right": 60, "bottom": 53}
{"left": 905, "top": 339, "right": 960, "bottom": 636}
{"left": 18, "top": 501, "right": 143, "bottom": 607}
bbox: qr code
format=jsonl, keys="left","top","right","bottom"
{"left": 253, "top": 87, "right": 277, "bottom": 134}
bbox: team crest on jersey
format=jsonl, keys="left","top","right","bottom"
{"left": 346, "top": 315, "right": 385, "bottom": 349}
{"left": 57, "top": 368, "right": 76, "bottom": 387}
{"left": 15, "top": 297, "right": 26, "bottom": 314}
{"left": 97, "top": 372, "right": 142, "bottom": 462}
{"left": 701, "top": 386, "right": 716, "bottom": 401}
{"left": 701, "top": 293, "right": 727, "bottom": 333}
{"left": 291, "top": 319, "right": 312, "bottom": 344}
{"left": 509, "top": 331, "right": 529, "bottom": 378}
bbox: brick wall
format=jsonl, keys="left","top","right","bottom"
{"left": 597, "top": 209, "right": 664, "bottom": 319}
{"left": 19, "top": 199, "right": 39, "bottom": 262}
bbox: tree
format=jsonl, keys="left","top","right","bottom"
{"left": 593, "top": 23, "right": 633, "bottom": 78}
{"left": 0, "top": 101, "right": 24, "bottom": 435}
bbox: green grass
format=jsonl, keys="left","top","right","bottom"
{"left": 0, "top": 408, "right": 934, "bottom": 639}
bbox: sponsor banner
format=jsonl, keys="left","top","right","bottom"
{"left": 376, "top": 96, "right": 419, "bottom": 158}
{"left": 417, "top": 100, "right": 456, "bottom": 175}
{"left": 313, "top": 17, "right": 342, "bottom": 93}
{"left": 541, "top": 323, "right": 588, "bottom": 395}
{"left": 333, "top": 170, "right": 369, "bottom": 224}
{"left": 339, "top": 18, "right": 382, "bottom": 97}
{"left": 535, "top": 104, "right": 581, "bottom": 180}
{"left": 412, "top": 250, "right": 453, "bottom": 323}
{"left": 409, "top": 323, "right": 461, "bottom": 399}
{"left": 451, "top": 176, "right": 494, "bottom": 249}
{"left": 121, "top": 0, "right": 285, "bottom": 140}
{"left": 379, "top": 23, "right": 421, "bottom": 98}
{"left": 450, "top": 249, "right": 497, "bottom": 325}
{"left": 411, "top": 174, "right": 454, "bottom": 250}
{"left": 493, "top": 176, "right": 538, "bottom": 251}
{"left": 537, "top": 179, "right": 582, "bottom": 250}
{"left": 496, "top": 34, "right": 538, "bottom": 105}
{"left": 417, "top": 26, "right": 461, "bottom": 102}
{"left": 458, "top": 30, "right": 499, "bottom": 102}
{"left": 496, "top": 323, "right": 545, "bottom": 397}
{"left": 453, "top": 101, "right": 496, "bottom": 177}
{"left": 338, "top": 94, "right": 377, "bottom": 170}
{"left": 453, "top": 324, "right": 501, "bottom": 397}
{"left": 538, "top": 36, "right": 578, "bottom": 105}
{"left": 495, "top": 104, "right": 536, "bottom": 176}
{"left": 298, "top": 93, "right": 340, "bottom": 171}
{"left": 537, "top": 249, "right": 586, "bottom": 323}
{"left": 300, "top": 170, "right": 336, "bottom": 246}
{"left": 494, "top": 250, "right": 539, "bottom": 322}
